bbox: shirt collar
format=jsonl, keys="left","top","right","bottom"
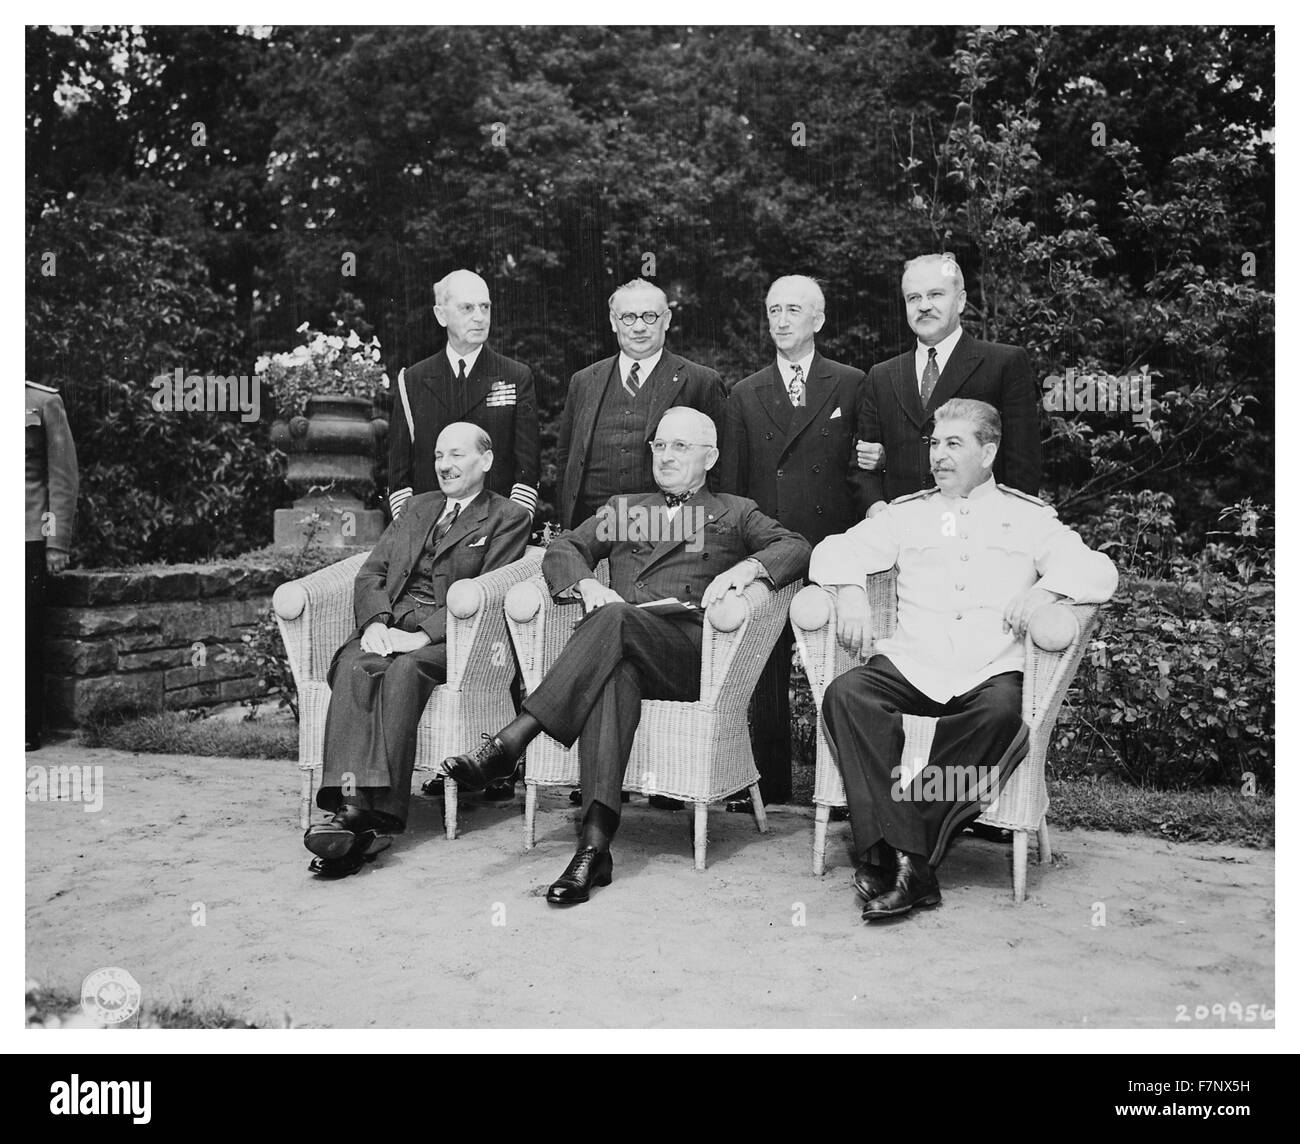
{"left": 776, "top": 349, "right": 816, "bottom": 385}
{"left": 446, "top": 344, "right": 485, "bottom": 375}
{"left": 915, "top": 325, "right": 964, "bottom": 372}
{"left": 619, "top": 348, "right": 663, "bottom": 383}
{"left": 944, "top": 474, "right": 997, "bottom": 503}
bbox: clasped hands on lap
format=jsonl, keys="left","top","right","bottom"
{"left": 360, "top": 621, "right": 432, "bottom": 656}
{"left": 575, "top": 560, "right": 761, "bottom": 614}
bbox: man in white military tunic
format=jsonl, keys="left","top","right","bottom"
{"left": 811, "top": 398, "right": 1117, "bottom": 920}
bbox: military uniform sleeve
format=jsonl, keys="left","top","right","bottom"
{"left": 809, "top": 507, "right": 901, "bottom": 588}
{"left": 1032, "top": 514, "right": 1118, "bottom": 604}
{"left": 509, "top": 365, "right": 540, "bottom": 516}
{"left": 43, "top": 393, "right": 79, "bottom": 552}
{"left": 388, "top": 367, "right": 414, "bottom": 518}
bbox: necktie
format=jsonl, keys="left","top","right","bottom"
{"left": 662, "top": 490, "right": 692, "bottom": 509}
{"left": 622, "top": 360, "right": 641, "bottom": 398}
{"left": 435, "top": 502, "right": 461, "bottom": 542}
{"left": 787, "top": 363, "right": 805, "bottom": 407}
{"left": 920, "top": 347, "right": 939, "bottom": 407}
{"left": 457, "top": 359, "right": 468, "bottom": 382}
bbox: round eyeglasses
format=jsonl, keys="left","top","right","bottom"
{"left": 616, "top": 311, "right": 665, "bottom": 326}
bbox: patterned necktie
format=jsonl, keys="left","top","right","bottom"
{"left": 435, "top": 502, "right": 461, "bottom": 542}
{"left": 663, "top": 490, "right": 692, "bottom": 509}
{"left": 787, "top": 363, "right": 805, "bottom": 407}
{"left": 622, "top": 360, "right": 641, "bottom": 398}
{"left": 920, "top": 347, "right": 939, "bottom": 407}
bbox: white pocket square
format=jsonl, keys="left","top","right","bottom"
{"left": 829, "top": 407, "right": 842, "bottom": 420}
{"left": 468, "top": 536, "right": 487, "bottom": 547}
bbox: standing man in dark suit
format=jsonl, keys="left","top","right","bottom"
{"left": 388, "top": 269, "right": 539, "bottom": 521}
{"left": 718, "top": 275, "right": 870, "bottom": 805}
{"left": 854, "top": 254, "right": 1041, "bottom": 516}
{"left": 26, "top": 380, "right": 79, "bottom": 751}
{"left": 441, "top": 408, "right": 810, "bottom": 905}
{"left": 304, "top": 422, "right": 531, "bottom": 878}
{"left": 555, "top": 279, "right": 727, "bottom": 530}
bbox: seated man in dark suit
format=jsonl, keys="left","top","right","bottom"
{"left": 811, "top": 399, "right": 1116, "bottom": 920}
{"left": 442, "top": 407, "right": 810, "bottom": 905}
{"left": 854, "top": 253, "right": 1042, "bottom": 515}
{"left": 303, "top": 422, "right": 532, "bottom": 878}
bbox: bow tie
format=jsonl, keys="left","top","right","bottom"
{"left": 662, "top": 490, "right": 693, "bottom": 509}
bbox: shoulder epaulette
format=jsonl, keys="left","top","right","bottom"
{"left": 26, "top": 381, "right": 59, "bottom": 393}
{"left": 997, "top": 484, "right": 1049, "bottom": 507}
{"left": 889, "top": 487, "right": 938, "bottom": 506}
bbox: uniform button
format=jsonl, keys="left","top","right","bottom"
{"left": 955, "top": 613, "right": 963, "bottom": 621}
{"left": 637, "top": 581, "right": 645, "bottom": 589}
{"left": 812, "top": 464, "right": 821, "bottom": 474}
{"left": 820, "top": 427, "right": 829, "bottom": 436}
{"left": 765, "top": 432, "right": 773, "bottom": 441}
{"left": 776, "top": 469, "right": 784, "bottom": 477}
{"left": 816, "top": 506, "right": 824, "bottom": 515}
{"left": 702, "top": 553, "right": 710, "bottom": 560}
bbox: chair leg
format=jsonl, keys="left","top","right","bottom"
{"left": 444, "top": 779, "right": 458, "bottom": 841}
{"left": 1037, "top": 820, "right": 1052, "bottom": 865}
{"left": 1013, "top": 829, "right": 1028, "bottom": 903}
{"left": 813, "top": 805, "right": 830, "bottom": 876}
{"left": 748, "top": 783, "right": 769, "bottom": 834}
{"left": 693, "top": 801, "right": 708, "bottom": 871}
{"left": 299, "top": 768, "right": 314, "bottom": 832}
{"left": 524, "top": 783, "right": 538, "bottom": 850}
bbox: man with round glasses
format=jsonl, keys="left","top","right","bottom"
{"left": 555, "top": 279, "right": 726, "bottom": 530}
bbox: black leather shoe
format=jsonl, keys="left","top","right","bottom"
{"left": 852, "top": 855, "right": 898, "bottom": 903}
{"left": 441, "top": 734, "right": 517, "bottom": 793}
{"left": 304, "top": 805, "right": 377, "bottom": 860}
{"left": 829, "top": 806, "right": 850, "bottom": 822}
{"left": 546, "top": 846, "right": 613, "bottom": 905}
{"left": 568, "top": 789, "right": 631, "bottom": 805}
{"left": 481, "top": 778, "right": 516, "bottom": 803}
{"left": 308, "top": 833, "right": 391, "bottom": 878}
{"left": 862, "top": 851, "right": 941, "bottom": 920}
{"left": 648, "top": 795, "right": 684, "bottom": 811}
{"left": 420, "top": 774, "right": 445, "bottom": 797}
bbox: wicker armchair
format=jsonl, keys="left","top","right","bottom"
{"left": 504, "top": 562, "right": 802, "bottom": 869}
{"left": 789, "top": 572, "right": 1099, "bottom": 901}
{"left": 273, "top": 547, "right": 545, "bottom": 837}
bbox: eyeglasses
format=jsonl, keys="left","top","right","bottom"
{"left": 650, "top": 440, "right": 711, "bottom": 455}
{"left": 616, "top": 311, "right": 665, "bottom": 326}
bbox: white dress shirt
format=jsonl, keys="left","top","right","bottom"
{"left": 914, "top": 326, "right": 964, "bottom": 397}
{"left": 445, "top": 344, "right": 485, "bottom": 376}
{"left": 619, "top": 348, "right": 663, "bottom": 387}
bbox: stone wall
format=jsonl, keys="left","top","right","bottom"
{"left": 44, "top": 563, "right": 283, "bottom": 726}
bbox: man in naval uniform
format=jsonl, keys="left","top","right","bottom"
{"left": 810, "top": 398, "right": 1116, "bottom": 920}
{"left": 26, "top": 380, "right": 79, "bottom": 750}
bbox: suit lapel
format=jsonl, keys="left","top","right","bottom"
{"left": 394, "top": 493, "right": 446, "bottom": 598}
{"left": 423, "top": 353, "right": 457, "bottom": 416}
{"left": 891, "top": 348, "right": 926, "bottom": 429}
{"left": 926, "top": 331, "right": 981, "bottom": 412}
{"left": 756, "top": 363, "right": 793, "bottom": 434}
{"left": 433, "top": 490, "right": 488, "bottom": 562}
{"left": 639, "top": 489, "right": 727, "bottom": 575}
{"left": 576, "top": 356, "right": 620, "bottom": 457}
{"left": 782, "top": 354, "right": 837, "bottom": 455}
{"left": 642, "top": 352, "right": 688, "bottom": 439}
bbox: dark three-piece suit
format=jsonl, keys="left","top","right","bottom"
{"left": 318, "top": 489, "right": 531, "bottom": 823}
{"left": 520, "top": 490, "right": 810, "bottom": 820}
{"left": 555, "top": 351, "right": 727, "bottom": 529}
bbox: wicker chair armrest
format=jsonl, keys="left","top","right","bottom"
{"left": 272, "top": 551, "right": 370, "bottom": 685}
{"left": 444, "top": 548, "right": 544, "bottom": 687}
{"left": 698, "top": 579, "right": 801, "bottom": 709}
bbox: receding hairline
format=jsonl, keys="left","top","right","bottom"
{"left": 656, "top": 406, "right": 717, "bottom": 447}
{"left": 435, "top": 269, "right": 490, "bottom": 307}
{"left": 608, "top": 279, "right": 669, "bottom": 312}
{"left": 436, "top": 421, "right": 493, "bottom": 454}
{"left": 901, "top": 253, "right": 965, "bottom": 293}
{"left": 767, "top": 274, "right": 826, "bottom": 313}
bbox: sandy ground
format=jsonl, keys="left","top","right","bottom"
{"left": 26, "top": 744, "right": 1274, "bottom": 1029}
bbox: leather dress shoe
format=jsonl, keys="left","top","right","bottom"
{"left": 545, "top": 846, "right": 613, "bottom": 905}
{"left": 862, "top": 851, "right": 941, "bottom": 920}
{"left": 308, "top": 833, "right": 391, "bottom": 879}
{"left": 420, "top": 773, "right": 444, "bottom": 797}
{"left": 481, "top": 778, "right": 516, "bottom": 803}
{"left": 648, "top": 795, "right": 684, "bottom": 811}
{"left": 441, "top": 734, "right": 517, "bottom": 793}
{"left": 304, "top": 805, "right": 379, "bottom": 860}
{"left": 851, "top": 856, "right": 897, "bottom": 903}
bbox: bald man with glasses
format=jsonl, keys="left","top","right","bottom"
{"left": 555, "top": 279, "right": 727, "bottom": 531}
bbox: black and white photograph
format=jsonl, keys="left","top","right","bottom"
{"left": 16, "top": 12, "right": 1286, "bottom": 1084}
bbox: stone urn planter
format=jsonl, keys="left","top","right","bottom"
{"left": 271, "top": 395, "right": 388, "bottom": 549}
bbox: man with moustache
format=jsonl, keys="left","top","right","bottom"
{"left": 441, "top": 407, "right": 809, "bottom": 905}
{"left": 811, "top": 399, "right": 1116, "bottom": 920}
{"left": 718, "top": 275, "right": 869, "bottom": 806}
{"left": 555, "top": 279, "right": 727, "bottom": 531}
{"left": 854, "top": 254, "right": 1041, "bottom": 515}
{"left": 304, "top": 422, "right": 531, "bottom": 878}
{"left": 388, "top": 269, "right": 540, "bottom": 521}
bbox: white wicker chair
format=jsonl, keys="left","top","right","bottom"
{"left": 504, "top": 562, "right": 802, "bottom": 869}
{"left": 273, "top": 547, "right": 544, "bottom": 838}
{"left": 789, "top": 572, "right": 1099, "bottom": 901}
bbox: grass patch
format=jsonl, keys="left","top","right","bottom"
{"left": 1046, "top": 777, "right": 1273, "bottom": 849}
{"left": 81, "top": 709, "right": 296, "bottom": 760}
{"left": 26, "top": 982, "right": 279, "bottom": 1029}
